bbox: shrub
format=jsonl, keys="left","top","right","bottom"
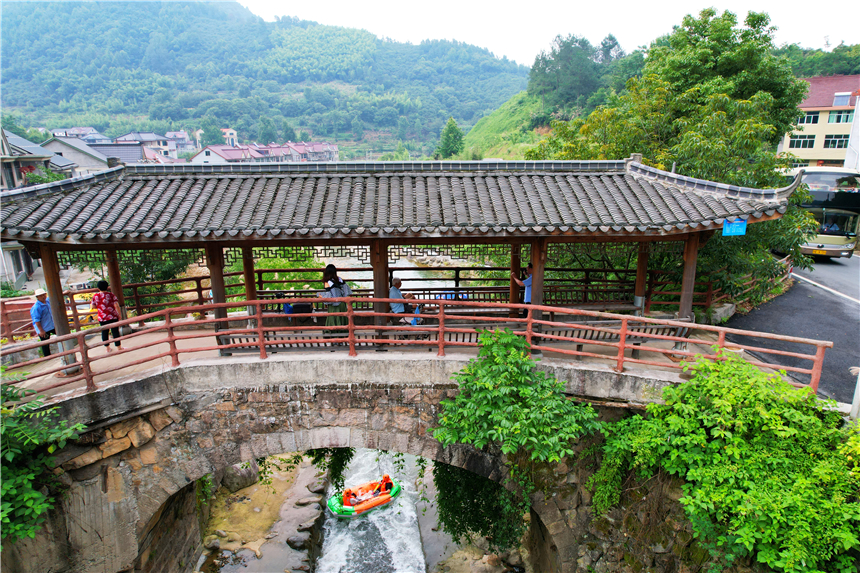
{"left": 432, "top": 329, "right": 600, "bottom": 549}
{"left": 588, "top": 350, "right": 860, "bottom": 572}
{"left": 1, "top": 369, "right": 87, "bottom": 547}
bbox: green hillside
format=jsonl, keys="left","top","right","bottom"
{"left": 461, "top": 92, "right": 544, "bottom": 159}
{"left": 1, "top": 1, "right": 528, "bottom": 157}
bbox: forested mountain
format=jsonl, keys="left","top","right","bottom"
{"left": 1, "top": 1, "right": 528, "bottom": 157}
{"left": 774, "top": 43, "right": 860, "bottom": 77}
{"left": 465, "top": 30, "right": 860, "bottom": 160}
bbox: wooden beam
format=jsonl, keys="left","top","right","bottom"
{"left": 633, "top": 242, "right": 649, "bottom": 315}
{"left": 370, "top": 240, "right": 389, "bottom": 327}
{"left": 205, "top": 244, "right": 227, "bottom": 326}
{"left": 509, "top": 243, "right": 521, "bottom": 318}
{"left": 678, "top": 234, "right": 700, "bottom": 320}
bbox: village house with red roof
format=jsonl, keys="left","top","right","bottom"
{"left": 779, "top": 74, "right": 860, "bottom": 167}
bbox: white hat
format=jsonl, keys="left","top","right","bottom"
{"left": 34, "top": 288, "right": 47, "bottom": 297}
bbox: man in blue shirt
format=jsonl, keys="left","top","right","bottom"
{"left": 389, "top": 278, "right": 406, "bottom": 314}
{"left": 389, "top": 277, "right": 419, "bottom": 323}
{"left": 30, "top": 288, "right": 56, "bottom": 357}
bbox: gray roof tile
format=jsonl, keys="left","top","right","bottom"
{"left": 0, "top": 160, "right": 797, "bottom": 245}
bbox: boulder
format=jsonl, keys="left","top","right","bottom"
{"left": 221, "top": 460, "right": 259, "bottom": 493}
{"left": 286, "top": 532, "right": 311, "bottom": 550}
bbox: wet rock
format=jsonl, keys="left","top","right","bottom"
{"left": 297, "top": 518, "right": 317, "bottom": 532}
{"left": 295, "top": 495, "right": 322, "bottom": 506}
{"left": 507, "top": 550, "right": 524, "bottom": 567}
{"left": 215, "top": 530, "right": 227, "bottom": 538}
{"left": 287, "top": 532, "right": 311, "bottom": 550}
{"left": 222, "top": 460, "right": 259, "bottom": 493}
{"left": 307, "top": 481, "right": 326, "bottom": 494}
{"left": 203, "top": 536, "right": 220, "bottom": 550}
{"left": 265, "top": 532, "right": 277, "bottom": 539}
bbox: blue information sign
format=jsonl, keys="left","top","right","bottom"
{"left": 722, "top": 219, "right": 747, "bottom": 236}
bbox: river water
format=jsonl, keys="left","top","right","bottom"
{"left": 200, "top": 449, "right": 438, "bottom": 573}
{"left": 316, "top": 449, "right": 427, "bottom": 573}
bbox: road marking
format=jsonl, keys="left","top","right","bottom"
{"left": 791, "top": 272, "right": 860, "bottom": 304}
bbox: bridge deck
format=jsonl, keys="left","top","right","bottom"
{"left": 14, "top": 326, "right": 723, "bottom": 403}
{"left": 2, "top": 298, "right": 831, "bottom": 403}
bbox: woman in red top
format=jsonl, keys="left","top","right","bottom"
{"left": 91, "top": 280, "right": 124, "bottom": 352}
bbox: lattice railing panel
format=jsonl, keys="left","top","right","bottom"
{"left": 388, "top": 244, "right": 524, "bottom": 263}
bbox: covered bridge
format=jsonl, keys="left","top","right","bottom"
{"left": 0, "top": 155, "right": 797, "bottom": 361}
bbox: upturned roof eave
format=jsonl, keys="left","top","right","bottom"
{"left": 0, "top": 209, "right": 785, "bottom": 249}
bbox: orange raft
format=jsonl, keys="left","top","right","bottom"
{"left": 327, "top": 474, "right": 402, "bottom": 519}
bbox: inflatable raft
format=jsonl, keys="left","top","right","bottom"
{"left": 327, "top": 474, "right": 402, "bottom": 519}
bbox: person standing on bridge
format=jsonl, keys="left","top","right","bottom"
{"left": 91, "top": 280, "right": 125, "bottom": 353}
{"left": 511, "top": 263, "right": 533, "bottom": 317}
{"left": 321, "top": 264, "right": 351, "bottom": 338}
{"left": 30, "top": 288, "right": 55, "bottom": 357}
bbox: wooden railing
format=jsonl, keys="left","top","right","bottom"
{"left": 0, "top": 259, "right": 793, "bottom": 341}
{"left": 0, "top": 298, "right": 832, "bottom": 395}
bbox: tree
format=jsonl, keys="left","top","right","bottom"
{"left": 281, "top": 121, "right": 297, "bottom": 142}
{"left": 643, "top": 9, "right": 807, "bottom": 143}
{"left": 350, "top": 116, "right": 364, "bottom": 140}
{"left": 525, "top": 9, "right": 817, "bottom": 282}
{"left": 436, "top": 117, "right": 464, "bottom": 158}
{"left": 199, "top": 116, "right": 223, "bottom": 147}
{"left": 257, "top": 116, "right": 278, "bottom": 144}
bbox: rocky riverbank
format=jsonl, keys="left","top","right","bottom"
{"left": 195, "top": 456, "right": 327, "bottom": 573}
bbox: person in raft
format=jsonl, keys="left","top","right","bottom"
{"left": 343, "top": 488, "right": 359, "bottom": 507}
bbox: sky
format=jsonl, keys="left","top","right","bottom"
{"left": 237, "top": 0, "right": 857, "bottom": 67}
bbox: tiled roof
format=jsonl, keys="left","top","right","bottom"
{"left": 800, "top": 75, "right": 860, "bottom": 108}
{"left": 43, "top": 137, "right": 109, "bottom": 162}
{"left": 0, "top": 160, "right": 796, "bottom": 246}
{"left": 3, "top": 130, "right": 54, "bottom": 160}
{"left": 89, "top": 143, "right": 147, "bottom": 163}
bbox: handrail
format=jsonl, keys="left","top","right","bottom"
{"left": 0, "top": 258, "right": 793, "bottom": 340}
{"left": 0, "top": 297, "right": 832, "bottom": 396}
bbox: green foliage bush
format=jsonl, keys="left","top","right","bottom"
{"left": 588, "top": 351, "right": 860, "bottom": 573}
{"left": 1, "top": 372, "right": 87, "bottom": 548}
{"left": 432, "top": 329, "right": 600, "bottom": 548}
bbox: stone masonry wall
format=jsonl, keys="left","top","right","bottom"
{"left": 135, "top": 480, "right": 201, "bottom": 573}
{"left": 1, "top": 356, "right": 692, "bottom": 573}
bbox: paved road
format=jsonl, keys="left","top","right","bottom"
{"left": 724, "top": 255, "right": 859, "bottom": 404}
{"left": 793, "top": 256, "right": 860, "bottom": 300}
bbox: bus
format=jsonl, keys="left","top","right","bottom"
{"left": 789, "top": 167, "right": 860, "bottom": 259}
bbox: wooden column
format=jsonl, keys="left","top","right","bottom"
{"left": 39, "top": 244, "right": 79, "bottom": 372}
{"left": 105, "top": 248, "right": 132, "bottom": 335}
{"left": 633, "top": 243, "right": 649, "bottom": 316}
{"left": 509, "top": 243, "right": 521, "bottom": 318}
{"left": 530, "top": 239, "right": 548, "bottom": 321}
{"left": 242, "top": 247, "right": 257, "bottom": 308}
{"left": 678, "top": 234, "right": 700, "bottom": 320}
{"left": 370, "top": 240, "right": 389, "bottom": 327}
{"left": 205, "top": 244, "right": 227, "bottom": 327}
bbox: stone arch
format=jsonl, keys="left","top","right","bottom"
{"left": 6, "top": 358, "right": 586, "bottom": 573}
